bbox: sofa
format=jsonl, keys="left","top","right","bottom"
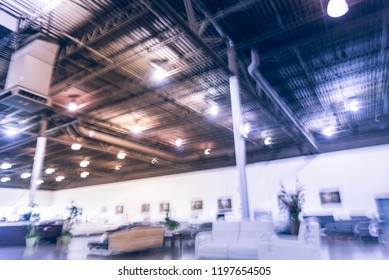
{"left": 106, "top": 226, "right": 165, "bottom": 253}
{"left": 258, "top": 219, "right": 321, "bottom": 260}
{"left": 195, "top": 221, "right": 274, "bottom": 259}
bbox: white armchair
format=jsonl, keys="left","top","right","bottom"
{"left": 258, "top": 219, "right": 321, "bottom": 260}
{"left": 195, "top": 221, "right": 240, "bottom": 259}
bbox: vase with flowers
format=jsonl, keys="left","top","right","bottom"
{"left": 278, "top": 179, "right": 305, "bottom": 235}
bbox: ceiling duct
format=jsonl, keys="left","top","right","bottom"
{"left": 0, "top": 37, "right": 59, "bottom": 113}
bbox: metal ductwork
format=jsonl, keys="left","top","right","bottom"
{"left": 0, "top": 37, "right": 59, "bottom": 113}
{"left": 75, "top": 125, "right": 236, "bottom": 163}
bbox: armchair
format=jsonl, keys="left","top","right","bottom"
{"left": 258, "top": 219, "right": 321, "bottom": 260}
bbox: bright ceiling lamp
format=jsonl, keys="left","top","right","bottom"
{"left": 210, "top": 104, "right": 219, "bottom": 116}
{"left": 117, "top": 151, "right": 126, "bottom": 159}
{"left": 1, "top": 177, "right": 11, "bottom": 183}
{"left": 21, "top": 172, "right": 31, "bottom": 179}
{"left": 131, "top": 124, "right": 142, "bottom": 134}
{"left": 6, "top": 127, "right": 18, "bottom": 136}
{"left": 322, "top": 126, "right": 336, "bottom": 137}
{"left": 56, "top": 176, "right": 65, "bottom": 182}
{"left": 264, "top": 136, "right": 272, "bottom": 145}
{"left": 327, "top": 0, "right": 349, "bottom": 18}
{"left": 71, "top": 143, "right": 82, "bottom": 150}
{"left": 36, "top": 179, "right": 44, "bottom": 185}
{"left": 175, "top": 138, "right": 182, "bottom": 147}
{"left": 68, "top": 101, "right": 77, "bottom": 111}
{"left": 204, "top": 148, "right": 211, "bottom": 155}
{"left": 80, "top": 171, "right": 89, "bottom": 178}
{"left": 45, "top": 167, "right": 55, "bottom": 174}
{"left": 80, "top": 160, "right": 90, "bottom": 167}
{"left": 0, "top": 162, "right": 12, "bottom": 169}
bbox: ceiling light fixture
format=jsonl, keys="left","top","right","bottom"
{"left": 1, "top": 177, "right": 11, "bottom": 183}
{"left": 80, "top": 172, "right": 89, "bottom": 178}
{"left": 345, "top": 99, "right": 359, "bottom": 112}
{"left": 210, "top": 105, "right": 219, "bottom": 116}
{"left": 45, "top": 168, "right": 55, "bottom": 174}
{"left": 175, "top": 138, "right": 182, "bottom": 147}
{"left": 0, "top": 162, "right": 12, "bottom": 169}
{"left": 80, "top": 160, "right": 90, "bottom": 167}
{"left": 55, "top": 176, "right": 65, "bottom": 182}
{"left": 322, "top": 126, "right": 336, "bottom": 137}
{"left": 115, "top": 165, "right": 122, "bottom": 170}
{"left": 68, "top": 101, "right": 77, "bottom": 111}
{"left": 21, "top": 173, "right": 31, "bottom": 179}
{"left": 40, "top": 0, "right": 63, "bottom": 12}
{"left": 6, "top": 128, "right": 18, "bottom": 136}
{"left": 131, "top": 124, "right": 142, "bottom": 134}
{"left": 150, "top": 60, "right": 168, "bottom": 81}
{"left": 204, "top": 148, "right": 211, "bottom": 155}
{"left": 117, "top": 152, "right": 126, "bottom": 159}
{"left": 241, "top": 123, "right": 251, "bottom": 138}
{"left": 71, "top": 143, "right": 82, "bottom": 150}
{"left": 264, "top": 137, "right": 272, "bottom": 146}
{"left": 36, "top": 179, "right": 44, "bottom": 185}
{"left": 151, "top": 157, "right": 159, "bottom": 165}
{"left": 327, "top": 0, "right": 349, "bottom": 18}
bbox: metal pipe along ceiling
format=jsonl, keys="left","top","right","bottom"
{"left": 74, "top": 125, "right": 236, "bottom": 163}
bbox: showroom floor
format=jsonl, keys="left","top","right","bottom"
{"left": 1, "top": 235, "right": 389, "bottom": 260}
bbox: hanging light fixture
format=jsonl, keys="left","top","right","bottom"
{"left": 327, "top": 0, "right": 349, "bottom": 18}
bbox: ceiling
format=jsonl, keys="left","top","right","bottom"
{"left": 0, "top": 0, "right": 388, "bottom": 190}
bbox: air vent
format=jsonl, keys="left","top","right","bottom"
{"left": 0, "top": 86, "right": 50, "bottom": 113}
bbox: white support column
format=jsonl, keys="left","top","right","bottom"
{"left": 228, "top": 47, "right": 250, "bottom": 220}
{"left": 28, "top": 115, "right": 47, "bottom": 207}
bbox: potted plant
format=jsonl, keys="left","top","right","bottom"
{"left": 25, "top": 222, "right": 39, "bottom": 247}
{"left": 278, "top": 179, "right": 305, "bottom": 235}
{"left": 164, "top": 210, "right": 180, "bottom": 236}
{"left": 60, "top": 229, "right": 73, "bottom": 245}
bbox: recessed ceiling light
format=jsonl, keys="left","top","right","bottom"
{"left": 1, "top": 177, "right": 10, "bottom": 183}
{"left": 117, "top": 152, "right": 126, "bottom": 159}
{"left": 36, "top": 179, "right": 44, "bottom": 185}
{"left": 210, "top": 105, "right": 219, "bottom": 116}
{"left": 264, "top": 137, "right": 272, "bottom": 145}
{"left": 175, "top": 138, "right": 182, "bottom": 147}
{"left": 204, "top": 148, "right": 211, "bottom": 155}
{"left": 0, "top": 162, "right": 12, "bottom": 169}
{"left": 80, "top": 160, "right": 89, "bottom": 167}
{"left": 45, "top": 168, "right": 55, "bottom": 174}
{"left": 115, "top": 165, "right": 122, "bottom": 170}
{"left": 68, "top": 101, "right": 77, "bottom": 111}
{"left": 322, "top": 126, "right": 336, "bottom": 137}
{"left": 56, "top": 176, "right": 65, "bottom": 182}
{"left": 71, "top": 143, "right": 82, "bottom": 150}
{"left": 151, "top": 157, "right": 159, "bottom": 164}
{"left": 21, "top": 173, "right": 31, "bottom": 179}
{"left": 80, "top": 172, "right": 89, "bottom": 178}
{"left": 327, "top": 0, "right": 349, "bottom": 18}
{"left": 131, "top": 124, "right": 142, "bottom": 134}
{"left": 6, "top": 128, "right": 18, "bottom": 136}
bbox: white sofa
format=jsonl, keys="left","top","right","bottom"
{"left": 258, "top": 219, "right": 321, "bottom": 260}
{"left": 195, "top": 220, "right": 274, "bottom": 259}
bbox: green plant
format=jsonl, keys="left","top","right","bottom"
{"left": 278, "top": 179, "right": 305, "bottom": 223}
{"left": 164, "top": 210, "right": 180, "bottom": 231}
{"left": 25, "top": 222, "right": 38, "bottom": 239}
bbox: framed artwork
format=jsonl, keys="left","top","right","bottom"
{"left": 159, "top": 202, "right": 170, "bottom": 212}
{"left": 218, "top": 197, "right": 232, "bottom": 212}
{"left": 320, "top": 189, "right": 342, "bottom": 204}
{"left": 141, "top": 203, "right": 150, "bottom": 213}
{"left": 115, "top": 205, "right": 124, "bottom": 214}
{"left": 191, "top": 200, "right": 203, "bottom": 211}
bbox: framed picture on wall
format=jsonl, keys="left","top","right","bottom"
{"left": 320, "top": 189, "right": 342, "bottom": 204}
{"left": 218, "top": 197, "right": 232, "bottom": 212}
{"left": 159, "top": 202, "right": 170, "bottom": 212}
{"left": 115, "top": 205, "right": 124, "bottom": 214}
{"left": 141, "top": 203, "right": 150, "bottom": 213}
{"left": 191, "top": 200, "right": 203, "bottom": 211}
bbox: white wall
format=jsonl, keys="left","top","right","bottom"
{"left": 45, "top": 144, "right": 389, "bottom": 222}
{"left": 0, "top": 188, "right": 53, "bottom": 220}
